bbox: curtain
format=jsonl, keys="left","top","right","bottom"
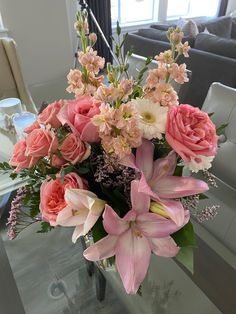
{"left": 218, "top": 0, "right": 229, "bottom": 16}
{"left": 86, "top": 0, "right": 112, "bottom": 64}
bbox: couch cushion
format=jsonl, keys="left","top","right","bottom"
{"left": 138, "top": 28, "right": 195, "bottom": 46}
{"left": 194, "top": 33, "right": 236, "bottom": 59}
{"left": 197, "top": 16, "right": 232, "bottom": 38}
{"left": 151, "top": 23, "right": 176, "bottom": 31}
{"left": 231, "top": 18, "right": 236, "bottom": 39}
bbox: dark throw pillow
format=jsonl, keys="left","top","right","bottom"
{"left": 194, "top": 33, "right": 236, "bottom": 59}
{"left": 197, "top": 16, "right": 232, "bottom": 38}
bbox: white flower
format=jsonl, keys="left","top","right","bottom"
{"left": 185, "top": 155, "right": 215, "bottom": 173}
{"left": 131, "top": 98, "right": 168, "bottom": 140}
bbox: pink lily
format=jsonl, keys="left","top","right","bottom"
{"left": 84, "top": 180, "right": 189, "bottom": 294}
{"left": 120, "top": 139, "right": 209, "bottom": 226}
{"left": 56, "top": 189, "right": 105, "bottom": 243}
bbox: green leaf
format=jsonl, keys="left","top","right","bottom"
{"left": 216, "top": 123, "right": 228, "bottom": 135}
{"left": 199, "top": 193, "right": 209, "bottom": 200}
{"left": 208, "top": 112, "right": 214, "bottom": 117}
{"left": 30, "top": 206, "right": 40, "bottom": 219}
{"left": 92, "top": 216, "right": 107, "bottom": 243}
{"left": 37, "top": 221, "right": 54, "bottom": 233}
{"left": 10, "top": 172, "right": 18, "bottom": 180}
{"left": 116, "top": 21, "right": 121, "bottom": 36}
{"left": 60, "top": 165, "right": 75, "bottom": 183}
{"left": 175, "top": 246, "right": 194, "bottom": 273}
{"left": 173, "top": 165, "right": 183, "bottom": 177}
{"left": 171, "top": 221, "right": 197, "bottom": 248}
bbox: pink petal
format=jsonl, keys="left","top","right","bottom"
{"left": 83, "top": 211, "right": 102, "bottom": 235}
{"left": 56, "top": 206, "right": 88, "bottom": 226}
{"left": 150, "top": 151, "right": 176, "bottom": 183}
{"left": 136, "top": 139, "right": 154, "bottom": 181}
{"left": 152, "top": 176, "right": 209, "bottom": 199}
{"left": 166, "top": 132, "right": 196, "bottom": 161}
{"left": 83, "top": 235, "right": 117, "bottom": 261}
{"left": 65, "top": 189, "right": 97, "bottom": 210}
{"left": 149, "top": 236, "right": 180, "bottom": 257}
{"left": 119, "top": 153, "right": 138, "bottom": 170}
{"left": 131, "top": 180, "right": 150, "bottom": 212}
{"left": 116, "top": 229, "right": 151, "bottom": 294}
{"left": 72, "top": 225, "right": 84, "bottom": 243}
{"left": 80, "top": 121, "right": 100, "bottom": 142}
{"left": 136, "top": 212, "right": 182, "bottom": 238}
{"left": 159, "top": 199, "right": 185, "bottom": 227}
{"left": 103, "top": 205, "right": 129, "bottom": 235}
{"left": 138, "top": 172, "right": 160, "bottom": 201}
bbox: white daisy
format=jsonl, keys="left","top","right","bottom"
{"left": 131, "top": 98, "right": 168, "bottom": 140}
{"left": 185, "top": 155, "right": 215, "bottom": 173}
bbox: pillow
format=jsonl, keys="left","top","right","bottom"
{"left": 138, "top": 28, "right": 195, "bottom": 46}
{"left": 197, "top": 16, "right": 232, "bottom": 38}
{"left": 231, "top": 18, "right": 236, "bottom": 39}
{"left": 177, "top": 19, "right": 199, "bottom": 38}
{"left": 150, "top": 24, "right": 175, "bottom": 31}
{"left": 194, "top": 33, "right": 236, "bottom": 59}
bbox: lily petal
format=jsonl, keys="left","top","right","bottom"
{"left": 149, "top": 236, "right": 180, "bottom": 257}
{"left": 56, "top": 205, "right": 88, "bottom": 226}
{"left": 65, "top": 189, "right": 98, "bottom": 210}
{"left": 152, "top": 176, "right": 209, "bottom": 199}
{"left": 116, "top": 229, "right": 151, "bottom": 294}
{"left": 150, "top": 151, "right": 176, "bottom": 183}
{"left": 131, "top": 180, "right": 150, "bottom": 212}
{"left": 159, "top": 199, "right": 185, "bottom": 227}
{"left": 72, "top": 225, "right": 84, "bottom": 243}
{"left": 103, "top": 205, "right": 129, "bottom": 235}
{"left": 136, "top": 139, "right": 154, "bottom": 181}
{"left": 137, "top": 212, "right": 185, "bottom": 237}
{"left": 119, "top": 153, "right": 138, "bottom": 170}
{"left": 83, "top": 235, "right": 117, "bottom": 261}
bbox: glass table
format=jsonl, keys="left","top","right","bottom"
{"left": 0, "top": 128, "right": 236, "bottom": 314}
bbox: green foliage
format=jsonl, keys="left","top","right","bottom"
{"left": 116, "top": 21, "right": 121, "bottom": 36}
{"left": 208, "top": 112, "right": 214, "bottom": 117}
{"left": 0, "top": 161, "right": 13, "bottom": 172}
{"left": 198, "top": 193, "right": 209, "bottom": 200}
{"left": 171, "top": 221, "right": 197, "bottom": 248}
{"left": 175, "top": 247, "right": 194, "bottom": 273}
{"left": 173, "top": 165, "right": 184, "bottom": 177}
{"left": 92, "top": 216, "right": 107, "bottom": 243}
{"left": 216, "top": 123, "right": 228, "bottom": 135}
{"left": 37, "top": 221, "right": 54, "bottom": 234}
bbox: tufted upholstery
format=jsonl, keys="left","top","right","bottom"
{"left": 201, "top": 82, "right": 236, "bottom": 189}
{"left": 0, "top": 37, "right": 38, "bottom": 114}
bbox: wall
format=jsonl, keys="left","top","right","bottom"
{"left": 0, "top": 0, "right": 78, "bottom": 105}
{"left": 227, "top": 0, "right": 236, "bottom": 14}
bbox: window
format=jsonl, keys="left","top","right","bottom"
{"left": 167, "top": 0, "right": 221, "bottom": 19}
{"left": 111, "top": 0, "right": 159, "bottom": 27}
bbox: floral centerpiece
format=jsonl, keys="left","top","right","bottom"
{"left": 0, "top": 11, "right": 222, "bottom": 294}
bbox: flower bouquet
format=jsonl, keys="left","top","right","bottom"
{"left": 0, "top": 11, "right": 222, "bottom": 294}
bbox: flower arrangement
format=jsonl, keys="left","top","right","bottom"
{"left": 0, "top": 11, "right": 223, "bottom": 295}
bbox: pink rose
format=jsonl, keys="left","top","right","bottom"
{"left": 9, "top": 139, "right": 39, "bottom": 172}
{"left": 26, "top": 128, "right": 58, "bottom": 157}
{"left": 60, "top": 133, "right": 91, "bottom": 164}
{"left": 40, "top": 173, "right": 88, "bottom": 226}
{"left": 166, "top": 104, "right": 218, "bottom": 161}
{"left": 50, "top": 154, "right": 66, "bottom": 168}
{"left": 38, "top": 100, "right": 63, "bottom": 128}
{"left": 24, "top": 121, "right": 40, "bottom": 134}
{"left": 57, "top": 95, "right": 101, "bottom": 142}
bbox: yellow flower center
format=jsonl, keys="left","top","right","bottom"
{"left": 142, "top": 111, "right": 156, "bottom": 124}
{"left": 150, "top": 202, "right": 170, "bottom": 219}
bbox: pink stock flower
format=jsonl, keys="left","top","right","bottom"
{"left": 118, "top": 78, "right": 133, "bottom": 101}
{"left": 166, "top": 104, "right": 218, "bottom": 171}
{"left": 145, "top": 66, "right": 168, "bottom": 88}
{"left": 120, "top": 139, "right": 209, "bottom": 226}
{"left": 40, "top": 173, "right": 87, "bottom": 226}
{"left": 25, "top": 128, "right": 58, "bottom": 157}
{"left": 168, "top": 63, "right": 189, "bottom": 84}
{"left": 78, "top": 48, "right": 105, "bottom": 74}
{"left": 59, "top": 133, "right": 91, "bottom": 164}
{"left": 92, "top": 102, "right": 142, "bottom": 159}
{"left": 57, "top": 95, "right": 101, "bottom": 142}
{"left": 56, "top": 189, "right": 106, "bottom": 243}
{"left": 66, "top": 69, "right": 84, "bottom": 96}
{"left": 145, "top": 83, "right": 179, "bottom": 107}
{"left": 89, "top": 32, "right": 97, "bottom": 44}
{"left": 176, "top": 41, "right": 190, "bottom": 57}
{"left": 95, "top": 84, "right": 120, "bottom": 103}
{"left": 169, "top": 30, "right": 184, "bottom": 45}
{"left": 155, "top": 50, "right": 173, "bottom": 64}
{"left": 9, "top": 139, "right": 39, "bottom": 172}
{"left": 83, "top": 180, "right": 188, "bottom": 294}
{"left": 24, "top": 121, "right": 40, "bottom": 134}
{"left": 38, "top": 100, "right": 64, "bottom": 128}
